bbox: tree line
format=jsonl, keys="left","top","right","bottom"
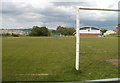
{"left": 1, "top": 26, "right": 108, "bottom": 37}
{"left": 29, "top": 26, "right": 75, "bottom": 36}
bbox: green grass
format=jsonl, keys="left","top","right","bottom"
{"left": 0, "top": 37, "right": 2, "bottom": 82}
{"left": 2, "top": 36, "right": 118, "bottom": 81}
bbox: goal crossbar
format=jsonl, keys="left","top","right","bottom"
{"left": 75, "top": 7, "right": 119, "bottom": 71}
{"left": 79, "top": 7, "right": 120, "bottom": 11}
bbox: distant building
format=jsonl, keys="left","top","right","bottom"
{"left": 0, "top": 29, "right": 28, "bottom": 35}
{"left": 77, "top": 26, "right": 102, "bottom": 36}
{"left": 52, "top": 34, "right": 60, "bottom": 37}
{"left": 104, "top": 30, "right": 116, "bottom": 36}
{"left": 52, "top": 34, "right": 64, "bottom": 37}
{"left": 116, "top": 24, "right": 120, "bottom": 34}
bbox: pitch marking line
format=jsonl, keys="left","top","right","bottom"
{"left": 18, "top": 74, "right": 49, "bottom": 76}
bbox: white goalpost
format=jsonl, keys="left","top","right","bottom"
{"left": 75, "top": 7, "right": 120, "bottom": 70}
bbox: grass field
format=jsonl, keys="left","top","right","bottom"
{"left": 2, "top": 36, "right": 118, "bottom": 81}
{"left": 0, "top": 37, "right": 2, "bottom": 82}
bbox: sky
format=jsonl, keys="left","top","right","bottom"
{"left": 0, "top": 0, "right": 119, "bottom": 30}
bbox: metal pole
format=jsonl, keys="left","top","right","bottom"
{"left": 75, "top": 7, "right": 80, "bottom": 70}
{"left": 75, "top": 7, "right": 119, "bottom": 71}
{"left": 79, "top": 7, "right": 120, "bottom": 11}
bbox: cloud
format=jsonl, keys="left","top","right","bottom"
{"left": 52, "top": 2, "right": 96, "bottom": 7}
{"left": 1, "top": 0, "right": 119, "bottom": 30}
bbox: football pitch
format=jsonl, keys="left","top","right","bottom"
{"left": 2, "top": 36, "right": 118, "bottom": 81}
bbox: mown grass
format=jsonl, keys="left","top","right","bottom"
{"left": 0, "top": 37, "right": 2, "bottom": 82}
{"left": 2, "top": 36, "right": 118, "bottom": 81}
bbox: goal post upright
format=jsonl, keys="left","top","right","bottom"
{"left": 75, "top": 7, "right": 120, "bottom": 71}
{"left": 75, "top": 7, "right": 80, "bottom": 70}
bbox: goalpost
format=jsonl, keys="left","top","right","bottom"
{"left": 75, "top": 7, "right": 120, "bottom": 70}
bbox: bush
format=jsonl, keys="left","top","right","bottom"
{"left": 2, "top": 33, "right": 11, "bottom": 37}
{"left": 11, "top": 33, "right": 19, "bottom": 37}
{"left": 56, "top": 26, "right": 75, "bottom": 36}
{"left": 29, "top": 26, "right": 50, "bottom": 36}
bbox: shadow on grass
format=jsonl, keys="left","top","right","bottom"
{"left": 71, "top": 67, "right": 82, "bottom": 75}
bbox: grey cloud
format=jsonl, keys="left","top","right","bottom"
{"left": 81, "top": 20, "right": 117, "bottom": 30}
{"left": 1, "top": 1, "right": 118, "bottom": 29}
{"left": 36, "top": 7, "right": 75, "bottom": 23}
{"left": 2, "top": 2, "right": 39, "bottom": 23}
{"left": 52, "top": 2, "right": 96, "bottom": 7}
{"left": 2, "top": 2, "right": 34, "bottom": 16}
{"left": 1, "top": 1, "right": 94, "bottom": 23}
{"left": 2, "top": 2, "right": 22, "bottom": 15}
{"left": 7, "top": 3, "right": 76, "bottom": 24}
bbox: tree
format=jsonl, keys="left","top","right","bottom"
{"left": 2, "top": 33, "right": 11, "bottom": 37}
{"left": 29, "top": 26, "right": 49, "bottom": 36}
{"left": 101, "top": 29, "right": 107, "bottom": 35}
{"left": 51, "top": 30, "right": 57, "bottom": 34}
{"left": 66, "top": 28, "right": 76, "bottom": 35}
{"left": 40, "top": 27, "right": 50, "bottom": 36}
{"left": 56, "top": 26, "right": 64, "bottom": 34}
{"left": 11, "top": 33, "right": 19, "bottom": 37}
{"left": 56, "top": 26, "right": 75, "bottom": 36}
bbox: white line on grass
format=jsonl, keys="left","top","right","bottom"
{"left": 18, "top": 74, "right": 49, "bottom": 76}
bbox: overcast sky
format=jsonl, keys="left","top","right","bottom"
{"left": 0, "top": 0, "right": 119, "bottom": 30}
